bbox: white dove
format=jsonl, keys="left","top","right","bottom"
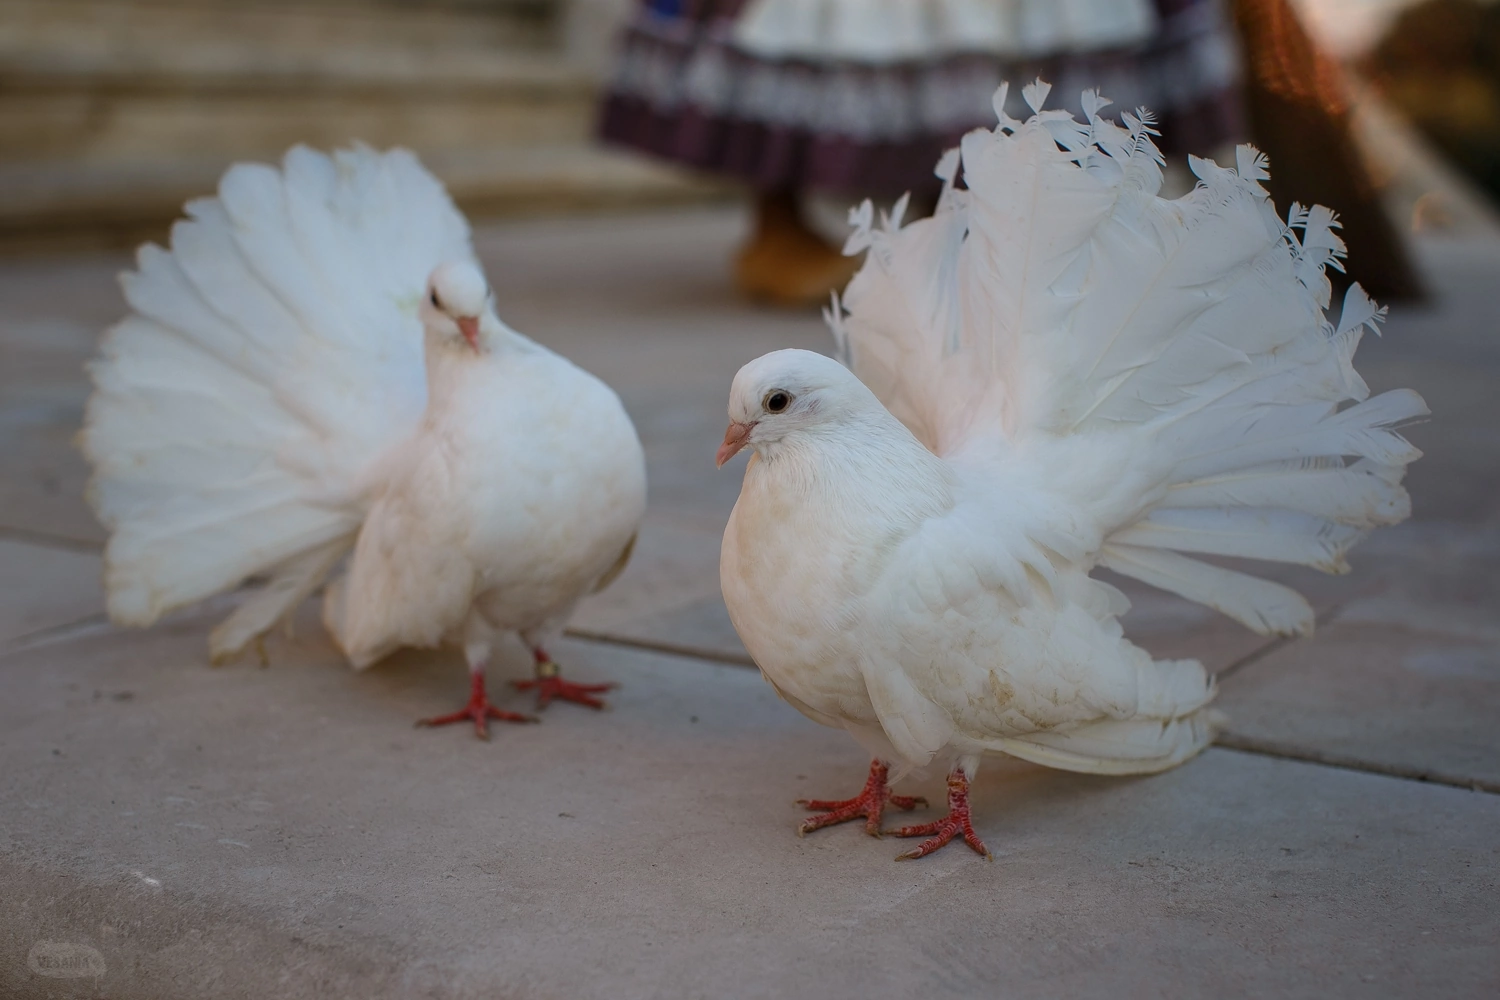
{"left": 718, "top": 82, "right": 1425, "bottom": 859}
{"left": 82, "top": 145, "right": 647, "bottom": 737}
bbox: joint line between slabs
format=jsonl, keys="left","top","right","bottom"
{"left": 1214, "top": 600, "right": 1348, "bottom": 683}
{"left": 1214, "top": 733, "right": 1500, "bottom": 795}
{"left": 563, "top": 627, "right": 756, "bottom": 668}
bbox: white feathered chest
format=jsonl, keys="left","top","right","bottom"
{"left": 400, "top": 338, "right": 647, "bottom": 627}
{"left": 721, "top": 428, "right": 955, "bottom": 729}
{"left": 722, "top": 428, "right": 1165, "bottom": 759}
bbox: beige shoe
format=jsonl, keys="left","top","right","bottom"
{"left": 735, "top": 193, "right": 863, "bottom": 308}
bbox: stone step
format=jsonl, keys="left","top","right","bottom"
{"left": 0, "top": 145, "right": 724, "bottom": 254}
{"left": 0, "top": 0, "right": 720, "bottom": 249}
{"left": 0, "top": 0, "right": 560, "bottom": 97}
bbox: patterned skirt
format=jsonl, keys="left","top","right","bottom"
{"left": 598, "top": 0, "right": 1247, "bottom": 197}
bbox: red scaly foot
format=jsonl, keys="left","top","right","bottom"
{"left": 416, "top": 672, "right": 536, "bottom": 740}
{"left": 892, "top": 769, "right": 991, "bottom": 861}
{"left": 512, "top": 651, "right": 616, "bottom": 710}
{"left": 798, "top": 759, "right": 927, "bottom": 837}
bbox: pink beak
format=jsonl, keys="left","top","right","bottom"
{"left": 716, "top": 421, "right": 754, "bottom": 468}
{"left": 457, "top": 316, "right": 481, "bottom": 351}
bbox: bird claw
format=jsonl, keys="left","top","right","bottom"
{"left": 417, "top": 674, "right": 536, "bottom": 739}
{"left": 512, "top": 671, "right": 617, "bottom": 711}
{"left": 891, "top": 770, "right": 990, "bottom": 861}
{"left": 797, "top": 760, "right": 924, "bottom": 838}
{"left": 891, "top": 817, "right": 992, "bottom": 860}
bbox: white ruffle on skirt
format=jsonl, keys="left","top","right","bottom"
{"left": 731, "top": 0, "right": 1159, "bottom": 64}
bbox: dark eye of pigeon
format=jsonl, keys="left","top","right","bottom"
{"left": 429, "top": 290, "right": 440, "bottom": 309}
{"left": 764, "top": 390, "right": 791, "bottom": 413}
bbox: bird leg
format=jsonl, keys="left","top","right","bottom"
{"left": 417, "top": 667, "right": 535, "bottom": 740}
{"left": 512, "top": 646, "right": 617, "bottom": 710}
{"left": 797, "top": 759, "right": 927, "bottom": 837}
{"left": 891, "top": 768, "right": 991, "bottom": 861}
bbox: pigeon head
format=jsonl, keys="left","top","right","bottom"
{"left": 717, "top": 349, "right": 880, "bottom": 467}
{"left": 421, "top": 260, "right": 494, "bottom": 352}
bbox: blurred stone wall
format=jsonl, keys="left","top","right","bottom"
{"left": 0, "top": 0, "right": 703, "bottom": 250}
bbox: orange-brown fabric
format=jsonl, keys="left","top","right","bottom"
{"left": 1233, "top": 0, "right": 1423, "bottom": 301}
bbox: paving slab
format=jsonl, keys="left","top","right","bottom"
{"left": 3, "top": 199, "right": 1500, "bottom": 1000}
{"left": 1352, "top": 235, "right": 1500, "bottom": 525}
{"left": 2, "top": 618, "right": 1498, "bottom": 1000}
{"left": 0, "top": 539, "right": 103, "bottom": 647}
{"left": 1218, "top": 617, "right": 1500, "bottom": 791}
{"left": 569, "top": 510, "right": 724, "bottom": 634}
{"left": 1336, "top": 522, "right": 1500, "bottom": 644}
{"left": 0, "top": 252, "right": 126, "bottom": 547}
{"left": 0, "top": 336, "right": 104, "bottom": 547}
{"left": 1211, "top": 519, "right": 1500, "bottom": 791}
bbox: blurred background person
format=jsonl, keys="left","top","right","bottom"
{"left": 1233, "top": 0, "right": 1425, "bottom": 300}
{"left": 0, "top": 0, "right": 1458, "bottom": 299}
{"left": 597, "top": 0, "right": 1250, "bottom": 306}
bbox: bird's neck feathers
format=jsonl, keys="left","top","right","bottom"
{"left": 421, "top": 318, "right": 527, "bottom": 388}
{"left": 422, "top": 333, "right": 473, "bottom": 394}
{"left": 748, "top": 411, "right": 956, "bottom": 528}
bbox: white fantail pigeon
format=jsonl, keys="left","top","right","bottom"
{"left": 82, "top": 145, "right": 647, "bottom": 737}
{"left": 717, "top": 83, "right": 1426, "bottom": 859}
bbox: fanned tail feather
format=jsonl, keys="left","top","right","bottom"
{"left": 82, "top": 145, "right": 473, "bottom": 654}
{"left": 833, "top": 81, "right": 1425, "bottom": 640}
{"left": 207, "top": 537, "right": 351, "bottom": 663}
{"left": 1098, "top": 545, "right": 1315, "bottom": 635}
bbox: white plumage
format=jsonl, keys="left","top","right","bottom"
{"left": 82, "top": 145, "right": 647, "bottom": 735}
{"left": 718, "top": 82, "right": 1425, "bottom": 858}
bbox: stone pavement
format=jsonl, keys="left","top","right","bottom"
{"left": 1, "top": 202, "right": 1498, "bottom": 999}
